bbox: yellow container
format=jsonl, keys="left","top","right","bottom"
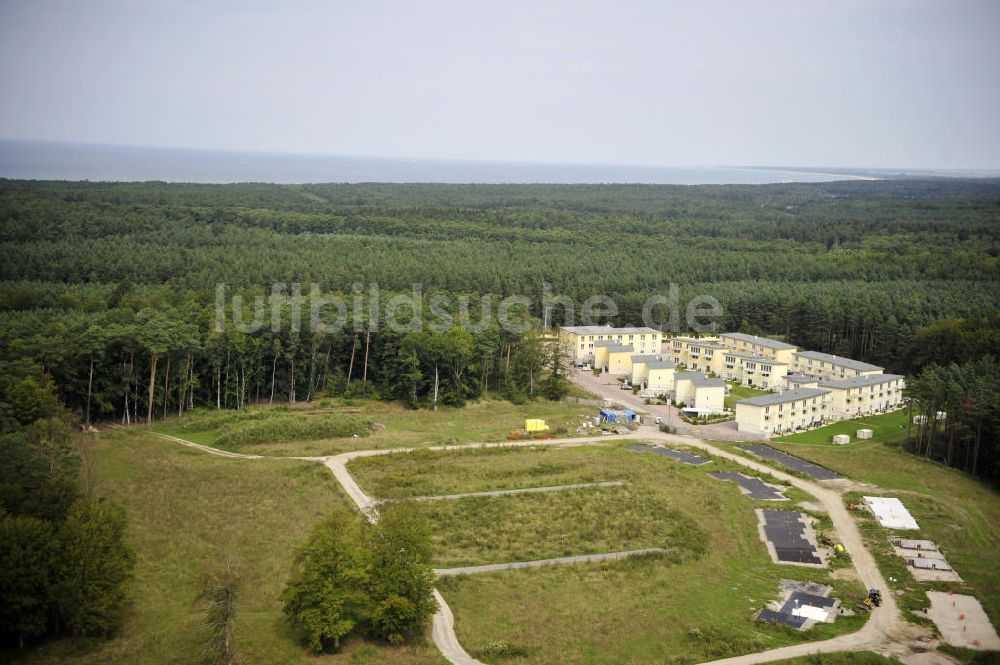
{"left": 525, "top": 419, "right": 549, "bottom": 433}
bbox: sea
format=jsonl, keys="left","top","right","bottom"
{"left": 0, "top": 139, "right": 889, "bottom": 185}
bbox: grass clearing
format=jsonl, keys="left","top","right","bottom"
{"left": 352, "top": 443, "right": 623, "bottom": 500}
{"left": 156, "top": 397, "right": 593, "bottom": 456}
{"left": 424, "top": 484, "right": 706, "bottom": 567}
{"left": 370, "top": 443, "right": 869, "bottom": 662}
{"left": 773, "top": 410, "right": 910, "bottom": 446}
{"left": 9, "top": 428, "right": 445, "bottom": 665}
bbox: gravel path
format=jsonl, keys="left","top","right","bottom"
{"left": 406, "top": 480, "right": 625, "bottom": 502}
{"left": 435, "top": 548, "right": 667, "bottom": 576}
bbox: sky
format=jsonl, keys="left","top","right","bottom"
{"left": 1, "top": 0, "right": 998, "bottom": 169}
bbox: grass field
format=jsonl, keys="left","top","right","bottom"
{"left": 9, "top": 429, "right": 445, "bottom": 665}
{"left": 351, "top": 442, "right": 814, "bottom": 504}
{"left": 763, "top": 421, "right": 1000, "bottom": 631}
{"left": 725, "top": 382, "right": 770, "bottom": 410}
{"left": 155, "top": 397, "right": 593, "bottom": 456}
{"left": 423, "top": 484, "right": 706, "bottom": 567}
{"left": 773, "top": 410, "right": 910, "bottom": 446}
{"left": 364, "top": 443, "right": 870, "bottom": 663}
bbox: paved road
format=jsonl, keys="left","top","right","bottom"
{"left": 407, "top": 480, "right": 626, "bottom": 502}
{"left": 435, "top": 548, "right": 667, "bottom": 576}
{"left": 570, "top": 368, "right": 756, "bottom": 442}
{"left": 151, "top": 427, "right": 927, "bottom": 665}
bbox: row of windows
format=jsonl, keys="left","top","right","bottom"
{"left": 582, "top": 334, "right": 658, "bottom": 341}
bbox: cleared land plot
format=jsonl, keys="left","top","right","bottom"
{"left": 627, "top": 442, "right": 710, "bottom": 465}
{"left": 926, "top": 592, "right": 1000, "bottom": 651}
{"left": 14, "top": 429, "right": 446, "bottom": 665}
{"left": 351, "top": 442, "right": 629, "bottom": 500}
{"left": 157, "top": 398, "right": 592, "bottom": 456}
{"left": 421, "top": 484, "right": 706, "bottom": 567}
{"left": 740, "top": 444, "right": 844, "bottom": 480}
{"left": 710, "top": 471, "right": 787, "bottom": 501}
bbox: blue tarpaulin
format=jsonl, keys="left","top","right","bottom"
{"left": 600, "top": 408, "right": 637, "bottom": 423}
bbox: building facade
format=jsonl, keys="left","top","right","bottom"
{"left": 792, "top": 350, "right": 883, "bottom": 381}
{"left": 674, "top": 372, "right": 726, "bottom": 413}
{"left": 559, "top": 326, "right": 662, "bottom": 362}
{"left": 718, "top": 332, "right": 798, "bottom": 365}
{"left": 735, "top": 388, "right": 831, "bottom": 438}
{"left": 819, "top": 374, "right": 905, "bottom": 420}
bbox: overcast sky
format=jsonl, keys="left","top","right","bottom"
{"left": 1, "top": 0, "right": 998, "bottom": 169}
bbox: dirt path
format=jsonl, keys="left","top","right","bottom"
{"left": 407, "top": 480, "right": 626, "bottom": 502}
{"left": 150, "top": 427, "right": 927, "bottom": 664}
{"left": 434, "top": 548, "right": 667, "bottom": 576}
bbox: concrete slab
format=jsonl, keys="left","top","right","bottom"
{"left": 894, "top": 538, "right": 938, "bottom": 551}
{"left": 889, "top": 539, "right": 962, "bottom": 583}
{"left": 864, "top": 495, "right": 920, "bottom": 529}
{"left": 925, "top": 592, "right": 1000, "bottom": 651}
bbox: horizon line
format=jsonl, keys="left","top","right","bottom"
{"left": 3, "top": 137, "right": 999, "bottom": 176}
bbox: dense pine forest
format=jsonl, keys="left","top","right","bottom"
{"left": 1, "top": 177, "right": 999, "bottom": 477}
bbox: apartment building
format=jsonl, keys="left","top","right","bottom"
{"left": 717, "top": 351, "right": 789, "bottom": 390}
{"left": 593, "top": 341, "right": 632, "bottom": 372}
{"left": 607, "top": 346, "right": 637, "bottom": 375}
{"left": 631, "top": 354, "right": 670, "bottom": 385}
{"left": 735, "top": 388, "right": 831, "bottom": 438}
{"left": 784, "top": 373, "right": 820, "bottom": 389}
{"left": 669, "top": 336, "right": 728, "bottom": 372}
{"left": 674, "top": 372, "right": 726, "bottom": 414}
{"left": 819, "top": 374, "right": 905, "bottom": 420}
{"left": 559, "top": 326, "right": 662, "bottom": 362}
{"left": 645, "top": 360, "right": 677, "bottom": 394}
{"left": 792, "top": 350, "right": 883, "bottom": 381}
{"left": 719, "top": 332, "right": 798, "bottom": 364}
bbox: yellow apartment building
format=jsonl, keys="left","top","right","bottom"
{"left": 717, "top": 351, "right": 789, "bottom": 390}
{"left": 674, "top": 372, "right": 726, "bottom": 414}
{"left": 735, "top": 387, "right": 831, "bottom": 438}
{"left": 669, "top": 336, "right": 728, "bottom": 372}
{"left": 718, "top": 332, "right": 798, "bottom": 365}
{"left": 792, "top": 350, "right": 883, "bottom": 381}
{"left": 631, "top": 354, "right": 667, "bottom": 384}
{"left": 819, "top": 374, "right": 905, "bottom": 420}
{"left": 645, "top": 361, "right": 676, "bottom": 394}
{"left": 559, "top": 326, "right": 662, "bottom": 362}
{"left": 607, "top": 346, "right": 636, "bottom": 375}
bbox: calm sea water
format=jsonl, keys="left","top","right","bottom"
{"left": 0, "top": 140, "right": 861, "bottom": 185}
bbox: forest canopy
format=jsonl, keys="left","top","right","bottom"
{"left": 0, "top": 177, "right": 998, "bottom": 477}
